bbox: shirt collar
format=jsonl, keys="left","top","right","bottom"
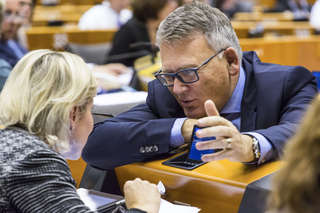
{"left": 220, "top": 65, "right": 245, "bottom": 114}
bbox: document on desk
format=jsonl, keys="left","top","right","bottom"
{"left": 93, "top": 68, "right": 133, "bottom": 88}
{"left": 77, "top": 188, "right": 200, "bottom": 213}
{"left": 159, "top": 199, "right": 200, "bottom": 213}
{"left": 93, "top": 91, "right": 148, "bottom": 116}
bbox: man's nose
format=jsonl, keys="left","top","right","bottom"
{"left": 172, "top": 77, "right": 188, "bottom": 95}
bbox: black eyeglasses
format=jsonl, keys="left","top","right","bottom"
{"left": 155, "top": 48, "right": 227, "bottom": 87}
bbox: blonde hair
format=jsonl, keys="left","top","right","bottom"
{"left": 268, "top": 94, "right": 320, "bottom": 213}
{"left": 0, "top": 50, "right": 97, "bottom": 154}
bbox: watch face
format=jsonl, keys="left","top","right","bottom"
{"left": 252, "top": 137, "right": 260, "bottom": 160}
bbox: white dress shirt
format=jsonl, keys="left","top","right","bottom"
{"left": 78, "top": 1, "right": 132, "bottom": 30}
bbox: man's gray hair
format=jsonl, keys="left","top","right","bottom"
{"left": 156, "top": 0, "right": 242, "bottom": 61}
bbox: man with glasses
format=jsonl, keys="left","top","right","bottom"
{"left": 0, "top": 0, "right": 29, "bottom": 67}
{"left": 82, "top": 1, "right": 317, "bottom": 169}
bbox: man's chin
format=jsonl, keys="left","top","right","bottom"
{"left": 184, "top": 109, "right": 204, "bottom": 119}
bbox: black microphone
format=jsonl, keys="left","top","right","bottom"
{"left": 106, "top": 42, "right": 159, "bottom": 65}
{"left": 129, "top": 42, "right": 159, "bottom": 64}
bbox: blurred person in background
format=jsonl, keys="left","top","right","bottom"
{"left": 268, "top": 94, "right": 320, "bottom": 213}
{"left": 0, "top": 0, "right": 12, "bottom": 92}
{"left": 0, "top": 0, "right": 134, "bottom": 93}
{"left": 16, "top": 0, "right": 36, "bottom": 49}
{"left": 77, "top": 0, "right": 135, "bottom": 91}
{"left": 0, "top": 0, "right": 28, "bottom": 67}
{"left": 0, "top": 49, "right": 160, "bottom": 213}
{"left": 78, "top": 0, "right": 132, "bottom": 30}
{"left": 215, "top": 0, "right": 253, "bottom": 19}
{"left": 18, "top": 0, "right": 34, "bottom": 24}
{"left": 310, "top": 0, "right": 320, "bottom": 30}
{"left": 267, "top": 0, "right": 311, "bottom": 20}
{"left": 105, "top": 0, "right": 181, "bottom": 67}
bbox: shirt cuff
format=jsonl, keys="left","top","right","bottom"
{"left": 170, "top": 118, "right": 187, "bottom": 147}
{"left": 243, "top": 132, "right": 273, "bottom": 165}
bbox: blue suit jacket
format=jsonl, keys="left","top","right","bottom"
{"left": 0, "top": 58, "right": 12, "bottom": 92}
{"left": 82, "top": 51, "right": 318, "bottom": 169}
{"left": 0, "top": 40, "right": 27, "bottom": 67}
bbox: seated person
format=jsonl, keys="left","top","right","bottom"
{"left": 82, "top": 1, "right": 317, "bottom": 170}
{"left": 78, "top": 0, "right": 132, "bottom": 30}
{"left": 310, "top": 0, "right": 320, "bottom": 30}
{"left": 0, "top": 0, "right": 132, "bottom": 93}
{"left": 268, "top": 94, "right": 320, "bottom": 213}
{"left": 77, "top": 0, "right": 132, "bottom": 68}
{"left": 215, "top": 0, "right": 253, "bottom": 19}
{"left": 0, "top": 0, "right": 28, "bottom": 67}
{"left": 0, "top": 49, "right": 160, "bottom": 213}
{"left": 105, "top": 0, "right": 180, "bottom": 67}
{"left": 0, "top": 0, "right": 12, "bottom": 92}
{"left": 266, "top": 0, "right": 311, "bottom": 20}
{"left": 0, "top": 58, "right": 11, "bottom": 92}
{"left": 16, "top": 0, "right": 36, "bottom": 49}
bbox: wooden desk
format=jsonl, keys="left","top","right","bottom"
{"left": 32, "top": 5, "right": 92, "bottom": 26}
{"left": 26, "top": 26, "right": 116, "bottom": 50}
{"left": 67, "top": 158, "right": 87, "bottom": 187}
{"left": 233, "top": 12, "right": 295, "bottom": 22}
{"left": 240, "top": 36, "right": 320, "bottom": 71}
{"left": 257, "top": 0, "right": 316, "bottom": 10}
{"left": 232, "top": 21, "right": 316, "bottom": 38}
{"left": 115, "top": 157, "right": 281, "bottom": 213}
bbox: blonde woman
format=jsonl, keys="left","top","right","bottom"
{"left": 0, "top": 50, "right": 160, "bottom": 213}
{"left": 268, "top": 94, "right": 320, "bottom": 213}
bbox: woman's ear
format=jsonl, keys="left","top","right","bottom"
{"left": 69, "top": 106, "right": 77, "bottom": 131}
{"left": 224, "top": 47, "right": 240, "bottom": 76}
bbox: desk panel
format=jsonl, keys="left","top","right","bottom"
{"left": 32, "top": 5, "right": 91, "bottom": 26}
{"left": 67, "top": 157, "right": 87, "bottom": 187}
{"left": 115, "top": 157, "right": 281, "bottom": 212}
{"left": 26, "top": 26, "right": 116, "bottom": 50}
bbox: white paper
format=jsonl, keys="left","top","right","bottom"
{"left": 93, "top": 68, "right": 133, "bottom": 87}
{"left": 159, "top": 199, "right": 200, "bottom": 213}
{"left": 94, "top": 91, "right": 147, "bottom": 106}
{"left": 93, "top": 91, "right": 147, "bottom": 116}
{"left": 157, "top": 181, "right": 166, "bottom": 196}
{"left": 78, "top": 188, "right": 200, "bottom": 213}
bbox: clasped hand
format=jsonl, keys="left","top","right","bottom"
{"left": 183, "top": 100, "right": 255, "bottom": 163}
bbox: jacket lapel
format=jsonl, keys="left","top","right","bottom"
{"left": 240, "top": 52, "right": 259, "bottom": 132}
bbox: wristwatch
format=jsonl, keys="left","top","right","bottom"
{"left": 251, "top": 136, "right": 261, "bottom": 162}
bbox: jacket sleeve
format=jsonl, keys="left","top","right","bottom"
{"left": 82, "top": 82, "right": 179, "bottom": 169}
{"left": 5, "top": 150, "right": 95, "bottom": 213}
{"left": 255, "top": 66, "right": 318, "bottom": 160}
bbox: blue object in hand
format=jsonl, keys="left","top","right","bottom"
{"left": 188, "top": 126, "right": 216, "bottom": 161}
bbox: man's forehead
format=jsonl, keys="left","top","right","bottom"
{"left": 160, "top": 51, "right": 199, "bottom": 73}
{"left": 6, "top": 0, "right": 31, "bottom": 5}
{"left": 19, "top": 0, "right": 32, "bottom": 4}
{"left": 160, "top": 37, "right": 212, "bottom": 71}
{"left": 5, "top": 0, "right": 21, "bottom": 8}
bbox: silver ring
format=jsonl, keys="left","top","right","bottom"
{"left": 225, "top": 138, "right": 232, "bottom": 150}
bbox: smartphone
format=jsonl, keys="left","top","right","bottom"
{"left": 188, "top": 125, "right": 216, "bottom": 161}
{"left": 162, "top": 125, "right": 217, "bottom": 170}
